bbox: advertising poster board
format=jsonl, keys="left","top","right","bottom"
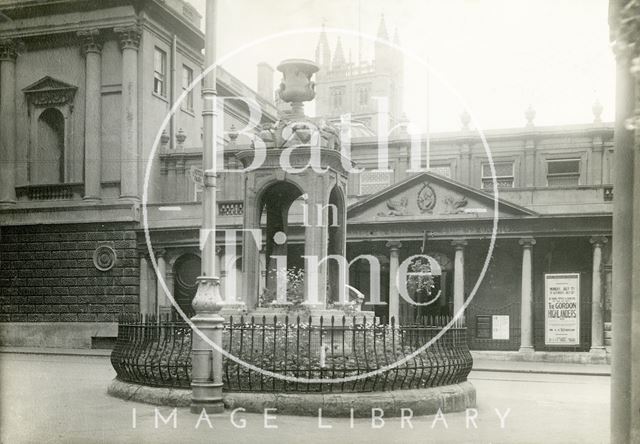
{"left": 492, "top": 315, "right": 510, "bottom": 340}
{"left": 544, "top": 273, "right": 580, "bottom": 346}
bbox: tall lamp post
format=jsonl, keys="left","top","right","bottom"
{"left": 190, "top": 0, "right": 225, "bottom": 414}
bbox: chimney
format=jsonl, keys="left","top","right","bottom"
{"left": 257, "top": 62, "right": 275, "bottom": 102}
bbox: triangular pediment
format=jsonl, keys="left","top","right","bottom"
{"left": 348, "top": 171, "right": 536, "bottom": 223}
{"left": 23, "top": 76, "right": 77, "bottom": 93}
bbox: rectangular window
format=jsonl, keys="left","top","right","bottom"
{"left": 153, "top": 48, "right": 167, "bottom": 97}
{"left": 475, "top": 315, "right": 492, "bottom": 339}
{"left": 359, "top": 170, "right": 393, "bottom": 195}
{"left": 330, "top": 86, "right": 345, "bottom": 111}
{"left": 193, "top": 183, "right": 203, "bottom": 202}
{"left": 182, "top": 65, "right": 194, "bottom": 111}
{"left": 356, "top": 83, "right": 370, "bottom": 107}
{"left": 481, "top": 161, "right": 514, "bottom": 189}
{"left": 546, "top": 159, "right": 580, "bottom": 186}
{"left": 430, "top": 165, "right": 451, "bottom": 178}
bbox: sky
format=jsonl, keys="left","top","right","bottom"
{"left": 189, "top": 0, "right": 614, "bottom": 132}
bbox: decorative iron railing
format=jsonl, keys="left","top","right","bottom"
{"left": 218, "top": 201, "right": 243, "bottom": 216}
{"left": 15, "top": 182, "right": 83, "bottom": 201}
{"left": 111, "top": 314, "right": 472, "bottom": 393}
{"left": 111, "top": 314, "right": 192, "bottom": 388}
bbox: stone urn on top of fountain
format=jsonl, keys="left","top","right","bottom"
{"left": 277, "top": 58, "right": 319, "bottom": 118}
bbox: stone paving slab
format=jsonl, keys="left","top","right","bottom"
{"left": 0, "top": 352, "right": 610, "bottom": 443}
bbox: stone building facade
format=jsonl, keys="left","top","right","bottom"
{"left": 0, "top": 2, "right": 614, "bottom": 361}
{"left": 0, "top": 0, "right": 276, "bottom": 347}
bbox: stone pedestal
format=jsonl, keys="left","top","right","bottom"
{"left": 191, "top": 276, "right": 225, "bottom": 414}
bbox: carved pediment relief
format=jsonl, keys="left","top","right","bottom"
{"left": 348, "top": 172, "right": 536, "bottom": 222}
{"left": 23, "top": 76, "right": 77, "bottom": 107}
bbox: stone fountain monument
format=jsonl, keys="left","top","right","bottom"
{"left": 236, "top": 59, "right": 371, "bottom": 321}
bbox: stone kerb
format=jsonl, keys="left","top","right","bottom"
{"left": 108, "top": 379, "right": 476, "bottom": 417}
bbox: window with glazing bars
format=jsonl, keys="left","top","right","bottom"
{"left": 481, "top": 161, "right": 514, "bottom": 189}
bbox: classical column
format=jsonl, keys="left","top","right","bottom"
{"left": 451, "top": 240, "right": 467, "bottom": 314}
{"left": 0, "top": 39, "right": 18, "bottom": 205}
{"left": 519, "top": 237, "right": 536, "bottom": 353}
{"left": 386, "top": 241, "right": 402, "bottom": 323}
{"left": 259, "top": 249, "right": 267, "bottom": 298}
{"left": 303, "top": 185, "right": 329, "bottom": 308}
{"left": 115, "top": 26, "right": 141, "bottom": 200}
{"left": 155, "top": 249, "right": 171, "bottom": 316}
{"left": 79, "top": 30, "right": 102, "bottom": 200}
{"left": 590, "top": 236, "right": 608, "bottom": 354}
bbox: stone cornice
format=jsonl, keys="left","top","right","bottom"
{"left": 235, "top": 147, "right": 354, "bottom": 179}
{"left": 0, "top": 201, "right": 140, "bottom": 226}
{"left": 350, "top": 124, "right": 615, "bottom": 150}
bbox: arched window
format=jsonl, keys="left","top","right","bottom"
{"left": 35, "top": 108, "right": 65, "bottom": 184}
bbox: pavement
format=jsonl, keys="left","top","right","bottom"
{"left": 0, "top": 350, "right": 610, "bottom": 443}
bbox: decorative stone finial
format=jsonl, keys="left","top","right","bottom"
{"left": 176, "top": 128, "right": 187, "bottom": 148}
{"left": 592, "top": 99, "right": 603, "bottom": 124}
{"left": 525, "top": 104, "right": 536, "bottom": 127}
{"left": 228, "top": 124, "right": 238, "bottom": 142}
{"left": 460, "top": 109, "right": 471, "bottom": 131}
{"left": 160, "top": 130, "right": 170, "bottom": 150}
{"left": 276, "top": 59, "right": 319, "bottom": 117}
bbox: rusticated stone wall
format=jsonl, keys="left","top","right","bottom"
{"left": 0, "top": 222, "right": 139, "bottom": 322}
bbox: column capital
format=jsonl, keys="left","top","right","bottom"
{"left": 115, "top": 25, "right": 142, "bottom": 51}
{"left": 386, "top": 240, "right": 402, "bottom": 251}
{"left": 154, "top": 248, "right": 167, "bottom": 259}
{"left": 519, "top": 237, "right": 536, "bottom": 248}
{"left": 78, "top": 29, "right": 103, "bottom": 55}
{"left": 589, "top": 236, "right": 609, "bottom": 248}
{"left": 0, "top": 38, "right": 22, "bottom": 62}
{"left": 451, "top": 239, "right": 468, "bottom": 250}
